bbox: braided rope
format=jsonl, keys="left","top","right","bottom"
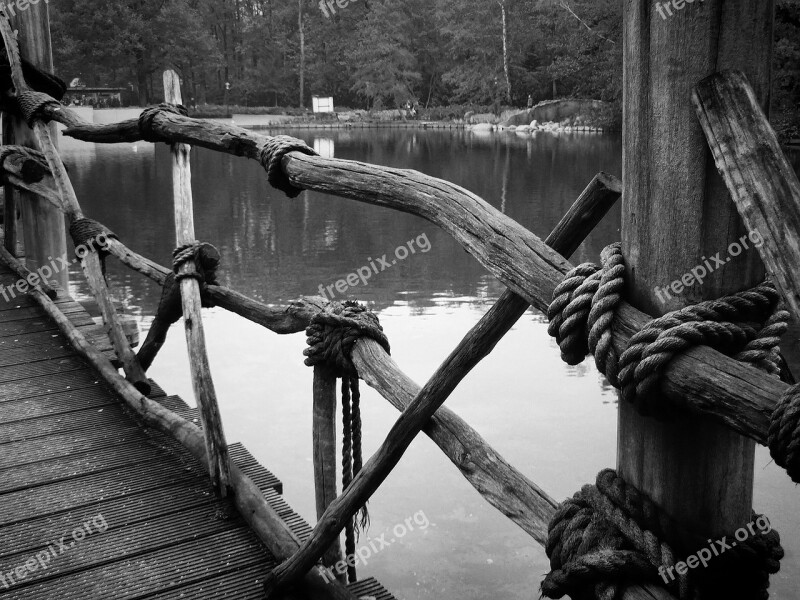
{"left": 341, "top": 376, "right": 357, "bottom": 583}
{"left": 172, "top": 241, "right": 220, "bottom": 287}
{"left": 543, "top": 470, "right": 784, "bottom": 600}
{"left": 68, "top": 218, "right": 116, "bottom": 253}
{"left": 16, "top": 89, "right": 61, "bottom": 127}
{"left": 138, "top": 103, "right": 189, "bottom": 143}
{"left": 258, "top": 135, "right": 317, "bottom": 198}
{"left": 769, "top": 384, "right": 800, "bottom": 484}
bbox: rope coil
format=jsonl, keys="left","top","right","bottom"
{"left": 69, "top": 218, "right": 116, "bottom": 253}
{"left": 258, "top": 135, "right": 317, "bottom": 198}
{"left": 543, "top": 469, "right": 784, "bottom": 600}
{"left": 138, "top": 103, "right": 189, "bottom": 143}
{"left": 769, "top": 384, "right": 800, "bottom": 484}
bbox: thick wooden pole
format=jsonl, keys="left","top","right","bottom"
{"left": 313, "top": 366, "right": 346, "bottom": 579}
{"left": 9, "top": 2, "right": 67, "bottom": 289}
{"left": 619, "top": 0, "right": 774, "bottom": 551}
{"left": 164, "top": 69, "right": 231, "bottom": 496}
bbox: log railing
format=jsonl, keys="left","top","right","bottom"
{"left": 0, "top": 10, "right": 795, "bottom": 595}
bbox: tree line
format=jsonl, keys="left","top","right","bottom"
{"left": 50, "top": 0, "right": 798, "bottom": 121}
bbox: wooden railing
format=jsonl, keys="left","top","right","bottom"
{"left": 0, "top": 7, "right": 798, "bottom": 600}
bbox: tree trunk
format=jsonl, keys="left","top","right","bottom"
{"left": 298, "top": 0, "right": 305, "bottom": 108}
{"left": 498, "top": 0, "right": 511, "bottom": 103}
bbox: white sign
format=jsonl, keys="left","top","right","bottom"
{"left": 312, "top": 96, "right": 334, "bottom": 113}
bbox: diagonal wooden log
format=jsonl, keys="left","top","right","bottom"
{"left": 0, "top": 14, "right": 150, "bottom": 395}
{"left": 264, "top": 175, "right": 675, "bottom": 600}
{"left": 693, "top": 70, "right": 800, "bottom": 322}
{"left": 164, "top": 69, "right": 231, "bottom": 497}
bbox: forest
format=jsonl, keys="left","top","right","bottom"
{"left": 51, "top": 0, "right": 799, "bottom": 125}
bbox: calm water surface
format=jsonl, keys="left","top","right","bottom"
{"left": 61, "top": 128, "right": 798, "bottom": 599}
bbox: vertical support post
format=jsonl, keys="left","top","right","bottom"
{"left": 9, "top": 2, "right": 67, "bottom": 288}
{"left": 620, "top": 0, "right": 774, "bottom": 551}
{"left": 3, "top": 115, "right": 19, "bottom": 256}
{"left": 164, "top": 69, "right": 231, "bottom": 496}
{"left": 313, "top": 365, "right": 346, "bottom": 580}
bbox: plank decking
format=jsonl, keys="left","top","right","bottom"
{"left": 0, "top": 265, "right": 394, "bottom": 600}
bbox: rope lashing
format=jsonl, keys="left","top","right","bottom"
{"left": 172, "top": 241, "right": 220, "bottom": 287}
{"left": 68, "top": 218, "right": 117, "bottom": 271}
{"left": 16, "top": 89, "right": 61, "bottom": 127}
{"left": 138, "top": 103, "right": 189, "bottom": 143}
{"left": 258, "top": 135, "right": 318, "bottom": 198}
{"left": 769, "top": 384, "right": 800, "bottom": 484}
{"left": 548, "top": 244, "right": 788, "bottom": 418}
{"left": 542, "top": 469, "right": 784, "bottom": 600}
{"left": 304, "top": 300, "right": 389, "bottom": 583}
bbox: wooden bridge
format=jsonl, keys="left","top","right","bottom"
{"left": 0, "top": 2, "right": 798, "bottom": 600}
{"left": 0, "top": 264, "right": 395, "bottom": 600}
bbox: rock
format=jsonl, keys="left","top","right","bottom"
{"left": 471, "top": 122, "right": 494, "bottom": 131}
{"left": 506, "top": 125, "right": 517, "bottom": 131}
{"left": 464, "top": 111, "right": 474, "bottom": 122}
{"left": 530, "top": 120, "right": 539, "bottom": 128}
{"left": 516, "top": 125, "right": 530, "bottom": 132}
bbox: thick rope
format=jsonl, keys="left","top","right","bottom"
{"left": 304, "top": 301, "right": 388, "bottom": 582}
{"left": 138, "top": 103, "right": 189, "bottom": 143}
{"left": 17, "top": 89, "right": 61, "bottom": 127}
{"left": 547, "top": 245, "right": 790, "bottom": 417}
{"left": 258, "top": 135, "right": 317, "bottom": 198}
{"left": 543, "top": 469, "right": 784, "bottom": 600}
{"left": 769, "top": 384, "right": 800, "bottom": 484}
{"left": 69, "top": 217, "right": 116, "bottom": 251}
{"left": 172, "top": 241, "right": 220, "bottom": 287}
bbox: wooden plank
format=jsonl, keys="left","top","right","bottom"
{"left": 164, "top": 69, "right": 231, "bottom": 496}
{"left": 619, "top": 0, "right": 771, "bottom": 563}
{"left": 0, "top": 404, "right": 130, "bottom": 443}
{"left": 0, "top": 386, "right": 116, "bottom": 424}
{"left": 0, "top": 529, "right": 273, "bottom": 600}
{"left": 0, "top": 462, "right": 200, "bottom": 526}
{"left": 0, "top": 479, "right": 217, "bottom": 558}
{"left": 0, "top": 442, "right": 163, "bottom": 494}
{"left": 0, "top": 369, "right": 104, "bottom": 403}
{"left": 693, "top": 70, "right": 800, "bottom": 321}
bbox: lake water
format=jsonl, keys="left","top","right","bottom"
{"left": 61, "top": 128, "right": 799, "bottom": 599}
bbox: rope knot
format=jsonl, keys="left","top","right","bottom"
{"left": 548, "top": 243, "right": 789, "bottom": 419}
{"left": 172, "top": 241, "right": 220, "bottom": 289}
{"left": 16, "top": 89, "right": 60, "bottom": 127}
{"left": 543, "top": 469, "right": 784, "bottom": 600}
{"left": 68, "top": 218, "right": 116, "bottom": 255}
{"left": 303, "top": 300, "right": 389, "bottom": 377}
{"left": 258, "top": 135, "right": 317, "bottom": 198}
{"left": 769, "top": 384, "right": 800, "bottom": 484}
{"left": 138, "top": 103, "right": 189, "bottom": 143}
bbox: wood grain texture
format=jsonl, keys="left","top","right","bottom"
{"left": 313, "top": 366, "right": 345, "bottom": 577}
{"left": 619, "top": 0, "right": 773, "bottom": 548}
{"left": 693, "top": 70, "right": 800, "bottom": 321}
{"left": 0, "top": 13, "right": 149, "bottom": 394}
{"left": 6, "top": 4, "right": 67, "bottom": 290}
{"left": 164, "top": 69, "right": 231, "bottom": 497}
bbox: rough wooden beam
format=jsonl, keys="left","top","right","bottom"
{"left": 164, "top": 69, "right": 231, "bottom": 496}
{"left": 693, "top": 69, "right": 800, "bottom": 321}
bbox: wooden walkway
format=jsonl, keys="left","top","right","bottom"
{"left": 0, "top": 264, "right": 394, "bottom": 600}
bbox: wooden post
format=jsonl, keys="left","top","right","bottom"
{"left": 8, "top": 2, "right": 67, "bottom": 288}
{"left": 164, "top": 69, "right": 232, "bottom": 496}
{"left": 313, "top": 365, "right": 346, "bottom": 579}
{"left": 619, "top": 0, "right": 774, "bottom": 555}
